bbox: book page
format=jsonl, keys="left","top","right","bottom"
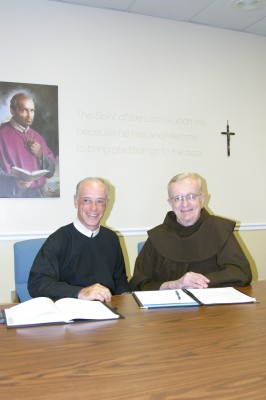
{"left": 133, "top": 289, "right": 199, "bottom": 308}
{"left": 186, "top": 287, "right": 256, "bottom": 305}
{"left": 11, "top": 166, "right": 49, "bottom": 181}
{"left": 4, "top": 297, "right": 68, "bottom": 327}
{"left": 55, "top": 298, "right": 119, "bottom": 320}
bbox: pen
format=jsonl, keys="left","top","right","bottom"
{"left": 175, "top": 290, "right": 181, "bottom": 300}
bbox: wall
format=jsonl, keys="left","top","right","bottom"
{"left": 0, "top": 0, "right": 266, "bottom": 302}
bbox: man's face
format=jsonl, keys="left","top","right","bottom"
{"left": 11, "top": 97, "right": 35, "bottom": 128}
{"left": 168, "top": 178, "right": 205, "bottom": 227}
{"left": 74, "top": 180, "right": 108, "bottom": 231}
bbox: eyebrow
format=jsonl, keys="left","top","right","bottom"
{"left": 82, "top": 197, "right": 106, "bottom": 200}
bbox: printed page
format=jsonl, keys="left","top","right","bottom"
{"left": 4, "top": 297, "right": 68, "bottom": 327}
{"left": 55, "top": 298, "right": 120, "bottom": 320}
{"left": 11, "top": 167, "right": 49, "bottom": 181}
{"left": 186, "top": 287, "right": 256, "bottom": 305}
{"left": 133, "top": 289, "right": 199, "bottom": 308}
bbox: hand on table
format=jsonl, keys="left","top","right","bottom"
{"left": 78, "top": 283, "right": 112, "bottom": 302}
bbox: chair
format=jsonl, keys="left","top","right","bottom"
{"left": 14, "top": 238, "right": 46, "bottom": 302}
{"left": 137, "top": 241, "right": 145, "bottom": 254}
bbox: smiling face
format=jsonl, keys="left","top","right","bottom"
{"left": 168, "top": 177, "right": 205, "bottom": 227}
{"left": 74, "top": 179, "right": 108, "bottom": 231}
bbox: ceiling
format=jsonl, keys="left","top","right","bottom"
{"left": 47, "top": 0, "right": 266, "bottom": 37}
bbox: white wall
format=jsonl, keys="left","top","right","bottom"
{"left": 0, "top": 0, "right": 266, "bottom": 302}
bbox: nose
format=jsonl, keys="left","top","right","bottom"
{"left": 181, "top": 197, "right": 188, "bottom": 206}
{"left": 90, "top": 200, "right": 98, "bottom": 209}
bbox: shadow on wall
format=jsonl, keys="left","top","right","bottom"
{"left": 234, "top": 230, "right": 258, "bottom": 281}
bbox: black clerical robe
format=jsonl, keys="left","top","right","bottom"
{"left": 28, "top": 223, "right": 130, "bottom": 299}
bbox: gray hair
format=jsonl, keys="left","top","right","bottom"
{"left": 75, "top": 177, "right": 109, "bottom": 199}
{"left": 167, "top": 173, "right": 202, "bottom": 196}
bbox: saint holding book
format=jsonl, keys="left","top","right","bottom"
{"left": 0, "top": 89, "right": 57, "bottom": 198}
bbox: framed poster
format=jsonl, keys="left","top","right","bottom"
{"left": 0, "top": 81, "right": 59, "bottom": 198}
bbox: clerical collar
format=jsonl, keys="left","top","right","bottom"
{"left": 10, "top": 117, "right": 29, "bottom": 133}
{"left": 74, "top": 217, "right": 100, "bottom": 238}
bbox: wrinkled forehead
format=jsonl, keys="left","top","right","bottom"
{"left": 169, "top": 178, "right": 201, "bottom": 195}
{"left": 79, "top": 180, "right": 108, "bottom": 198}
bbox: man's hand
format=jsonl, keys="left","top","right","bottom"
{"left": 30, "top": 141, "right": 43, "bottom": 160}
{"left": 78, "top": 283, "right": 112, "bottom": 302}
{"left": 16, "top": 179, "right": 32, "bottom": 188}
{"left": 160, "top": 272, "right": 210, "bottom": 290}
{"left": 176, "top": 272, "right": 210, "bottom": 289}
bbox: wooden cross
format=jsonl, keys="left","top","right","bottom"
{"left": 221, "top": 120, "right": 235, "bottom": 157}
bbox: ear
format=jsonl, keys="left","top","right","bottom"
{"left": 200, "top": 194, "right": 205, "bottom": 208}
{"left": 167, "top": 198, "right": 173, "bottom": 210}
{"left": 74, "top": 195, "right": 78, "bottom": 209}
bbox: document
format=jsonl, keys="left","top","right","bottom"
{"left": 3, "top": 297, "right": 122, "bottom": 328}
{"left": 184, "top": 287, "right": 256, "bottom": 305}
{"left": 132, "top": 289, "right": 199, "bottom": 308}
{"left": 132, "top": 287, "right": 256, "bottom": 309}
{"left": 11, "top": 166, "right": 49, "bottom": 182}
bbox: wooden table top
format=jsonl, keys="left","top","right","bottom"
{"left": 1, "top": 282, "right": 266, "bottom": 400}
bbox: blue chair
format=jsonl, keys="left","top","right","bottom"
{"left": 137, "top": 241, "right": 145, "bottom": 254}
{"left": 14, "top": 238, "right": 46, "bottom": 302}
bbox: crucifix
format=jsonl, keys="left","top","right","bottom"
{"left": 221, "top": 120, "right": 235, "bottom": 157}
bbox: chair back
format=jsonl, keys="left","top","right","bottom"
{"left": 137, "top": 241, "right": 145, "bottom": 254}
{"left": 14, "top": 238, "right": 46, "bottom": 302}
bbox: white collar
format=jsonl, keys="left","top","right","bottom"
{"left": 74, "top": 217, "right": 100, "bottom": 238}
{"left": 10, "top": 117, "right": 29, "bottom": 133}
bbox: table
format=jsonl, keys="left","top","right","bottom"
{"left": 1, "top": 282, "right": 266, "bottom": 400}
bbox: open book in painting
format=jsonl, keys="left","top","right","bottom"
{"left": 11, "top": 166, "right": 49, "bottom": 182}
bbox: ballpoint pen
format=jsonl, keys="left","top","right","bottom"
{"left": 175, "top": 290, "right": 181, "bottom": 300}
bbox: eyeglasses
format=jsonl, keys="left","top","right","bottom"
{"left": 169, "top": 193, "right": 202, "bottom": 203}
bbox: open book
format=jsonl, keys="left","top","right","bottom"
{"left": 3, "top": 297, "right": 122, "bottom": 328}
{"left": 132, "top": 287, "right": 256, "bottom": 309}
{"left": 11, "top": 166, "right": 49, "bottom": 182}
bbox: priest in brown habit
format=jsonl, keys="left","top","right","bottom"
{"left": 130, "top": 173, "right": 252, "bottom": 291}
